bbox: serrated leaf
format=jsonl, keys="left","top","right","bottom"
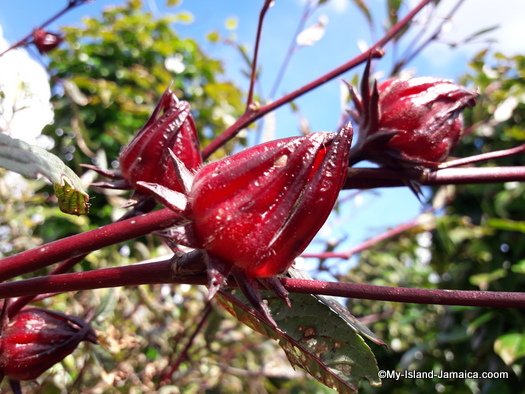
{"left": 216, "top": 289, "right": 381, "bottom": 393}
{"left": 0, "top": 133, "right": 90, "bottom": 215}
{"left": 494, "top": 333, "right": 525, "bottom": 365}
{"left": 288, "top": 269, "right": 386, "bottom": 347}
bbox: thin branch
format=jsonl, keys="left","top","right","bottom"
{"left": 301, "top": 211, "right": 432, "bottom": 259}
{"left": 0, "top": 259, "right": 207, "bottom": 299}
{"left": 202, "top": 0, "right": 434, "bottom": 159}
{"left": 0, "top": 263, "right": 523, "bottom": 308}
{"left": 0, "top": 0, "right": 90, "bottom": 57}
{"left": 438, "top": 143, "right": 525, "bottom": 169}
{"left": 159, "top": 302, "right": 212, "bottom": 386}
{"left": 246, "top": 0, "right": 274, "bottom": 109}
{"left": 344, "top": 166, "right": 525, "bottom": 189}
{"left": 391, "top": 0, "right": 467, "bottom": 75}
{"left": 269, "top": 0, "right": 317, "bottom": 100}
{"left": 0, "top": 208, "right": 183, "bottom": 283}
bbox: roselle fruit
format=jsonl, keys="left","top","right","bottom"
{"left": 0, "top": 307, "right": 97, "bottom": 381}
{"left": 190, "top": 125, "right": 352, "bottom": 278}
{"left": 32, "top": 28, "right": 63, "bottom": 54}
{"left": 347, "top": 61, "right": 477, "bottom": 168}
{"left": 118, "top": 87, "right": 202, "bottom": 195}
{"left": 85, "top": 87, "right": 202, "bottom": 205}
{"left": 139, "top": 124, "right": 353, "bottom": 326}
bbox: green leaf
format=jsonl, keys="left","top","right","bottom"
{"left": 216, "top": 289, "right": 381, "bottom": 393}
{"left": 487, "top": 218, "right": 525, "bottom": 233}
{"left": 0, "top": 133, "right": 90, "bottom": 215}
{"left": 511, "top": 259, "right": 525, "bottom": 274}
{"left": 469, "top": 268, "right": 506, "bottom": 290}
{"left": 352, "top": 0, "right": 373, "bottom": 26}
{"left": 387, "top": 0, "right": 402, "bottom": 29}
{"left": 494, "top": 333, "right": 525, "bottom": 365}
{"left": 288, "top": 269, "right": 386, "bottom": 346}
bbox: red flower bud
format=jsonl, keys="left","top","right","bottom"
{"left": 119, "top": 87, "right": 202, "bottom": 195}
{"left": 32, "top": 28, "right": 63, "bottom": 54}
{"left": 190, "top": 124, "right": 352, "bottom": 278}
{"left": 348, "top": 62, "right": 477, "bottom": 167}
{"left": 0, "top": 308, "right": 97, "bottom": 381}
{"left": 139, "top": 125, "right": 352, "bottom": 326}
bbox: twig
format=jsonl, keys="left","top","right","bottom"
{"left": 301, "top": 211, "right": 432, "bottom": 259}
{"left": 0, "top": 208, "right": 183, "bottom": 283}
{"left": 159, "top": 302, "right": 213, "bottom": 386}
{"left": 202, "top": 0, "right": 434, "bottom": 159}
{"left": 344, "top": 166, "right": 525, "bottom": 189}
{"left": 0, "top": 0, "right": 90, "bottom": 57}
{"left": 246, "top": 0, "right": 274, "bottom": 109}
{"left": 438, "top": 143, "right": 525, "bottom": 169}
{"left": 269, "top": 0, "right": 317, "bottom": 99}
{"left": 0, "top": 261, "right": 523, "bottom": 309}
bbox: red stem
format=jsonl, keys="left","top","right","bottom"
{"left": 159, "top": 302, "right": 212, "bottom": 385}
{"left": 0, "top": 0, "right": 89, "bottom": 57}
{"left": 0, "top": 262, "right": 523, "bottom": 309}
{"left": 202, "top": 0, "right": 434, "bottom": 159}
{"left": 344, "top": 166, "right": 525, "bottom": 189}
{"left": 302, "top": 213, "right": 428, "bottom": 259}
{"left": 246, "top": 0, "right": 274, "bottom": 109}
{"left": 0, "top": 208, "right": 182, "bottom": 283}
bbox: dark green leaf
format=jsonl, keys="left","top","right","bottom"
{"left": 216, "top": 289, "right": 381, "bottom": 393}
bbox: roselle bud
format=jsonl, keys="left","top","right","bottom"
{"left": 119, "top": 87, "right": 202, "bottom": 195}
{"left": 190, "top": 124, "right": 352, "bottom": 278}
{"left": 348, "top": 63, "right": 477, "bottom": 168}
{"left": 32, "top": 28, "right": 63, "bottom": 54}
{"left": 0, "top": 308, "right": 97, "bottom": 381}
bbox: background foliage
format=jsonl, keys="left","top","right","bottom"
{"left": 1, "top": 0, "right": 525, "bottom": 392}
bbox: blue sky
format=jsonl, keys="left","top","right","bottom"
{"left": 1, "top": 0, "right": 524, "bottom": 275}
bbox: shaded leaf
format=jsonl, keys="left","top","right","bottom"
{"left": 0, "top": 133, "right": 90, "bottom": 215}
{"left": 216, "top": 289, "right": 381, "bottom": 393}
{"left": 462, "top": 25, "right": 500, "bottom": 45}
{"left": 494, "top": 333, "right": 525, "bottom": 365}
{"left": 288, "top": 268, "right": 386, "bottom": 346}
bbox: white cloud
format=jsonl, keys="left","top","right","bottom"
{"left": 442, "top": 0, "right": 525, "bottom": 55}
